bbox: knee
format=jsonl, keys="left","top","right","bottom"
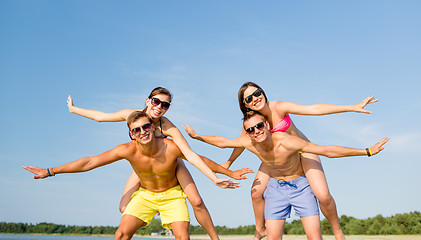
{"left": 251, "top": 187, "right": 264, "bottom": 201}
{"left": 115, "top": 228, "right": 132, "bottom": 240}
{"left": 174, "top": 233, "right": 190, "bottom": 240}
{"left": 188, "top": 195, "right": 204, "bottom": 208}
{"left": 317, "top": 193, "right": 334, "bottom": 206}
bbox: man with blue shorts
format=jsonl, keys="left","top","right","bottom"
{"left": 185, "top": 111, "right": 389, "bottom": 239}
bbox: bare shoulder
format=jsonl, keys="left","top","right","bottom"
{"left": 163, "top": 138, "right": 183, "bottom": 157}
{"left": 161, "top": 116, "right": 176, "bottom": 128}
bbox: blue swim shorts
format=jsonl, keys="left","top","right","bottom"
{"left": 264, "top": 175, "right": 319, "bottom": 220}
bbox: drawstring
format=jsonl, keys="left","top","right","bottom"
{"left": 277, "top": 179, "right": 297, "bottom": 189}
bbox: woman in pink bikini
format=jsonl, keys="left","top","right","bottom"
{"left": 184, "top": 82, "right": 377, "bottom": 240}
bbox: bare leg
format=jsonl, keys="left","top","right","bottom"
{"left": 265, "top": 219, "right": 286, "bottom": 240}
{"left": 301, "top": 152, "right": 345, "bottom": 240}
{"left": 176, "top": 159, "right": 219, "bottom": 240}
{"left": 170, "top": 221, "right": 190, "bottom": 240}
{"left": 115, "top": 214, "right": 145, "bottom": 240}
{"left": 251, "top": 163, "right": 271, "bottom": 240}
{"left": 300, "top": 215, "right": 322, "bottom": 240}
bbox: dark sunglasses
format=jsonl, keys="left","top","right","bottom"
{"left": 244, "top": 89, "right": 263, "bottom": 104}
{"left": 130, "top": 123, "right": 153, "bottom": 137}
{"left": 245, "top": 122, "right": 265, "bottom": 134}
{"left": 151, "top": 97, "right": 171, "bottom": 110}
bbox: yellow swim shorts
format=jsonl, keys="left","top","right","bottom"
{"left": 122, "top": 185, "right": 189, "bottom": 229}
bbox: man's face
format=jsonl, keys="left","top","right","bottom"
{"left": 243, "top": 115, "right": 269, "bottom": 143}
{"left": 129, "top": 117, "right": 154, "bottom": 144}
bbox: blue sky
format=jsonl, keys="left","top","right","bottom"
{"left": 1, "top": 1, "right": 420, "bottom": 228}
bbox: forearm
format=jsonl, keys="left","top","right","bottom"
{"left": 52, "top": 157, "right": 97, "bottom": 174}
{"left": 322, "top": 145, "right": 367, "bottom": 158}
{"left": 184, "top": 152, "right": 219, "bottom": 182}
{"left": 69, "top": 106, "right": 110, "bottom": 122}
{"left": 193, "top": 135, "right": 234, "bottom": 148}
{"left": 200, "top": 155, "right": 234, "bottom": 177}
{"left": 308, "top": 104, "right": 353, "bottom": 115}
{"left": 225, "top": 147, "right": 245, "bottom": 169}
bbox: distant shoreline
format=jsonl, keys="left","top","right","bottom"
{"left": 2, "top": 233, "right": 421, "bottom": 240}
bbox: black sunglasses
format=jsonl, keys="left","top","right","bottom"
{"left": 130, "top": 123, "right": 153, "bottom": 137}
{"left": 244, "top": 89, "right": 263, "bottom": 104}
{"left": 245, "top": 122, "right": 265, "bottom": 134}
{"left": 151, "top": 97, "right": 170, "bottom": 110}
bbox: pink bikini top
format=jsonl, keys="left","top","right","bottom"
{"left": 269, "top": 102, "right": 291, "bottom": 133}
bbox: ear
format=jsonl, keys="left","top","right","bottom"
{"left": 146, "top": 97, "right": 151, "bottom": 105}
{"left": 128, "top": 130, "right": 134, "bottom": 140}
{"left": 265, "top": 120, "right": 270, "bottom": 129}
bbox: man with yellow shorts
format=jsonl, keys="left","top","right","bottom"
{"left": 23, "top": 111, "right": 239, "bottom": 240}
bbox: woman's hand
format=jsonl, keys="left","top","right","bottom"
{"left": 67, "top": 95, "right": 75, "bottom": 113}
{"left": 353, "top": 96, "right": 378, "bottom": 114}
{"left": 183, "top": 124, "right": 199, "bottom": 139}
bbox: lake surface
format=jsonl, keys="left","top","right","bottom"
{"left": 0, "top": 234, "right": 177, "bottom": 240}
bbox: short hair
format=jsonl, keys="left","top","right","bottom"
{"left": 238, "top": 82, "right": 268, "bottom": 116}
{"left": 243, "top": 110, "right": 265, "bottom": 124}
{"left": 127, "top": 111, "right": 152, "bottom": 128}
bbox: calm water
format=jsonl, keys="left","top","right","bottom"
{"left": 0, "top": 234, "right": 177, "bottom": 240}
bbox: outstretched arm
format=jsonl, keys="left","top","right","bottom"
{"left": 286, "top": 135, "right": 390, "bottom": 158}
{"left": 276, "top": 96, "right": 378, "bottom": 116}
{"left": 199, "top": 155, "right": 253, "bottom": 180}
{"left": 23, "top": 144, "right": 127, "bottom": 179}
{"left": 67, "top": 95, "right": 138, "bottom": 122}
{"left": 183, "top": 124, "right": 244, "bottom": 148}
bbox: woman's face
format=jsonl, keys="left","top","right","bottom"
{"left": 145, "top": 93, "right": 171, "bottom": 120}
{"left": 243, "top": 86, "right": 266, "bottom": 111}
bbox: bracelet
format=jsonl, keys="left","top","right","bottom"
{"left": 47, "top": 168, "right": 52, "bottom": 177}
{"left": 365, "top": 148, "right": 372, "bottom": 157}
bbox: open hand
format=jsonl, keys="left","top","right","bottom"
{"left": 230, "top": 167, "right": 254, "bottom": 180}
{"left": 354, "top": 96, "right": 378, "bottom": 114}
{"left": 67, "top": 95, "right": 75, "bottom": 112}
{"left": 214, "top": 178, "right": 240, "bottom": 189}
{"left": 22, "top": 166, "right": 50, "bottom": 179}
{"left": 183, "top": 124, "right": 198, "bottom": 139}
{"left": 369, "top": 137, "right": 390, "bottom": 156}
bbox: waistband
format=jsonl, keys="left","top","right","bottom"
{"left": 138, "top": 185, "right": 182, "bottom": 196}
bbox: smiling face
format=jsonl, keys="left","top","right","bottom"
{"left": 243, "top": 114, "right": 270, "bottom": 143}
{"left": 243, "top": 86, "right": 266, "bottom": 111}
{"left": 129, "top": 116, "right": 155, "bottom": 144}
{"left": 145, "top": 93, "right": 171, "bottom": 119}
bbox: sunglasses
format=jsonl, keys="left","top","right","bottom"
{"left": 151, "top": 97, "right": 171, "bottom": 110}
{"left": 244, "top": 89, "right": 263, "bottom": 104}
{"left": 130, "top": 123, "right": 153, "bottom": 137}
{"left": 245, "top": 122, "right": 265, "bottom": 134}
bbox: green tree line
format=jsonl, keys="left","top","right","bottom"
{"left": 1, "top": 212, "right": 420, "bottom": 235}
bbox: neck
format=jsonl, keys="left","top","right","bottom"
{"left": 136, "top": 137, "right": 159, "bottom": 156}
{"left": 259, "top": 102, "right": 272, "bottom": 118}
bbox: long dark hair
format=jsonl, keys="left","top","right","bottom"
{"left": 238, "top": 82, "right": 268, "bottom": 115}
